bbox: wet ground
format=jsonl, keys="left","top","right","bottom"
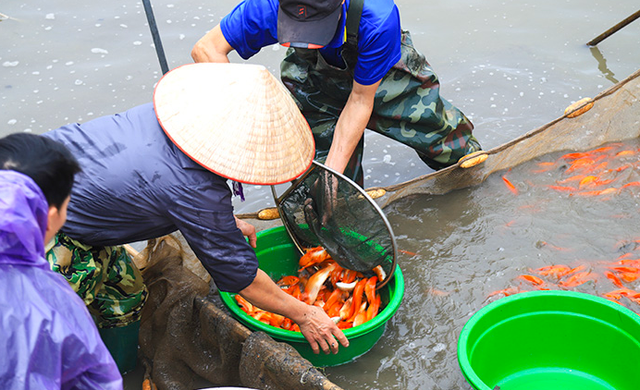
{"left": 2, "top": 0, "right": 639, "bottom": 389}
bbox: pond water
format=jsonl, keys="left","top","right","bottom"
{"left": 327, "top": 138, "right": 640, "bottom": 389}
{"left": 2, "top": 0, "right": 639, "bottom": 389}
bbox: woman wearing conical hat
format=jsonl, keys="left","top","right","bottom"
{"left": 42, "top": 63, "right": 348, "bottom": 367}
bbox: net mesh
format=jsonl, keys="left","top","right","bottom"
{"left": 276, "top": 162, "right": 396, "bottom": 277}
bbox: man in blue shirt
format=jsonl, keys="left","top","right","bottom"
{"left": 43, "top": 64, "right": 349, "bottom": 359}
{"left": 192, "top": 0, "right": 481, "bottom": 185}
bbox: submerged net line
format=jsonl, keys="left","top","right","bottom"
{"left": 369, "top": 68, "right": 640, "bottom": 208}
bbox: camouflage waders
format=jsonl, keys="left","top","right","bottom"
{"left": 280, "top": 0, "right": 480, "bottom": 184}
{"left": 46, "top": 232, "right": 148, "bottom": 329}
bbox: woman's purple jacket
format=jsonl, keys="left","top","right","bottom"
{"left": 0, "top": 170, "right": 123, "bottom": 390}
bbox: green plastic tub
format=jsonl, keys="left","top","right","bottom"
{"left": 458, "top": 290, "right": 640, "bottom": 390}
{"left": 220, "top": 226, "right": 404, "bottom": 367}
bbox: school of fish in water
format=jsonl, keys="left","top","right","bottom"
{"left": 235, "top": 247, "right": 386, "bottom": 331}
{"left": 490, "top": 142, "right": 640, "bottom": 311}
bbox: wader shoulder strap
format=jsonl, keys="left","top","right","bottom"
{"left": 346, "top": 0, "right": 364, "bottom": 49}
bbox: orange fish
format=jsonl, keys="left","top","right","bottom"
{"left": 338, "top": 297, "right": 353, "bottom": 321}
{"left": 337, "top": 321, "right": 353, "bottom": 330}
{"left": 578, "top": 175, "right": 598, "bottom": 189}
{"left": 487, "top": 287, "right": 520, "bottom": 298}
{"left": 563, "top": 265, "right": 587, "bottom": 276}
{"left": 607, "top": 288, "right": 640, "bottom": 299}
{"left": 517, "top": 274, "right": 545, "bottom": 287}
{"left": 534, "top": 264, "right": 572, "bottom": 278}
{"left": 267, "top": 312, "right": 286, "bottom": 328}
{"left": 347, "top": 279, "right": 368, "bottom": 323}
{"left": 366, "top": 295, "right": 381, "bottom": 322}
{"left": 564, "top": 158, "right": 595, "bottom": 174}
{"left": 301, "top": 262, "right": 337, "bottom": 304}
{"left": 607, "top": 265, "right": 639, "bottom": 273}
{"left": 584, "top": 161, "right": 608, "bottom": 174}
{"left": 298, "top": 246, "right": 331, "bottom": 271}
{"left": 560, "top": 152, "right": 590, "bottom": 160}
{"left": 502, "top": 176, "right": 518, "bottom": 195}
{"left": 326, "top": 292, "right": 346, "bottom": 318}
{"left": 618, "top": 259, "right": 640, "bottom": 268}
{"left": 572, "top": 187, "right": 617, "bottom": 197}
{"left": 538, "top": 242, "right": 572, "bottom": 252}
{"left": 427, "top": 288, "right": 450, "bottom": 296}
{"left": 547, "top": 185, "right": 576, "bottom": 193}
{"left": 558, "top": 271, "right": 595, "bottom": 288}
{"left": 602, "top": 291, "right": 623, "bottom": 301}
{"left": 557, "top": 175, "right": 587, "bottom": 185}
{"left": 604, "top": 271, "right": 624, "bottom": 288}
{"left": 235, "top": 294, "right": 255, "bottom": 315}
{"left": 619, "top": 272, "right": 640, "bottom": 283}
{"left": 531, "top": 161, "right": 557, "bottom": 174}
{"left": 364, "top": 276, "right": 378, "bottom": 305}
{"left": 352, "top": 302, "right": 368, "bottom": 327}
{"left": 277, "top": 275, "right": 300, "bottom": 288}
{"left": 620, "top": 182, "right": 640, "bottom": 189}
{"left": 615, "top": 150, "right": 636, "bottom": 158}
{"left": 503, "top": 220, "right": 517, "bottom": 228}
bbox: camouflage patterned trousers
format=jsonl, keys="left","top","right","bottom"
{"left": 45, "top": 232, "right": 148, "bottom": 329}
{"left": 281, "top": 30, "right": 481, "bottom": 184}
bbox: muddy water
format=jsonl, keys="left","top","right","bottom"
{"left": 1, "top": 0, "right": 640, "bottom": 389}
{"left": 326, "top": 139, "right": 640, "bottom": 389}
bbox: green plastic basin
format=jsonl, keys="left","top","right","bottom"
{"left": 220, "top": 226, "right": 404, "bottom": 367}
{"left": 458, "top": 290, "right": 640, "bottom": 390}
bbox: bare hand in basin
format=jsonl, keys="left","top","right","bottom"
{"left": 297, "top": 304, "right": 349, "bottom": 354}
{"left": 240, "top": 270, "right": 349, "bottom": 354}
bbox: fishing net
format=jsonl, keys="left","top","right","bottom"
{"left": 133, "top": 234, "right": 344, "bottom": 390}
{"left": 274, "top": 161, "right": 397, "bottom": 284}
{"left": 368, "top": 69, "right": 640, "bottom": 207}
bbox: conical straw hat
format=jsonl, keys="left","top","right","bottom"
{"left": 153, "top": 63, "right": 315, "bottom": 185}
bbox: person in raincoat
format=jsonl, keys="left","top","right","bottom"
{"left": 42, "top": 63, "right": 349, "bottom": 363}
{"left": 191, "top": 0, "right": 482, "bottom": 185}
{"left": 0, "top": 133, "right": 122, "bottom": 389}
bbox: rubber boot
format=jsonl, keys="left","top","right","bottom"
{"left": 98, "top": 320, "right": 140, "bottom": 374}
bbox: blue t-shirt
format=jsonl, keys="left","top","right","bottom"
{"left": 220, "top": 0, "right": 402, "bottom": 85}
{"left": 43, "top": 103, "right": 259, "bottom": 293}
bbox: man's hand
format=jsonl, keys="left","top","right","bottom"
{"left": 297, "top": 304, "right": 349, "bottom": 355}
{"left": 324, "top": 80, "right": 380, "bottom": 175}
{"left": 240, "top": 270, "right": 349, "bottom": 354}
{"left": 234, "top": 216, "right": 257, "bottom": 248}
{"left": 304, "top": 169, "right": 339, "bottom": 227}
{"left": 191, "top": 24, "right": 234, "bottom": 63}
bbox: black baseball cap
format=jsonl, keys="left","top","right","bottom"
{"left": 277, "top": 0, "right": 343, "bottom": 49}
